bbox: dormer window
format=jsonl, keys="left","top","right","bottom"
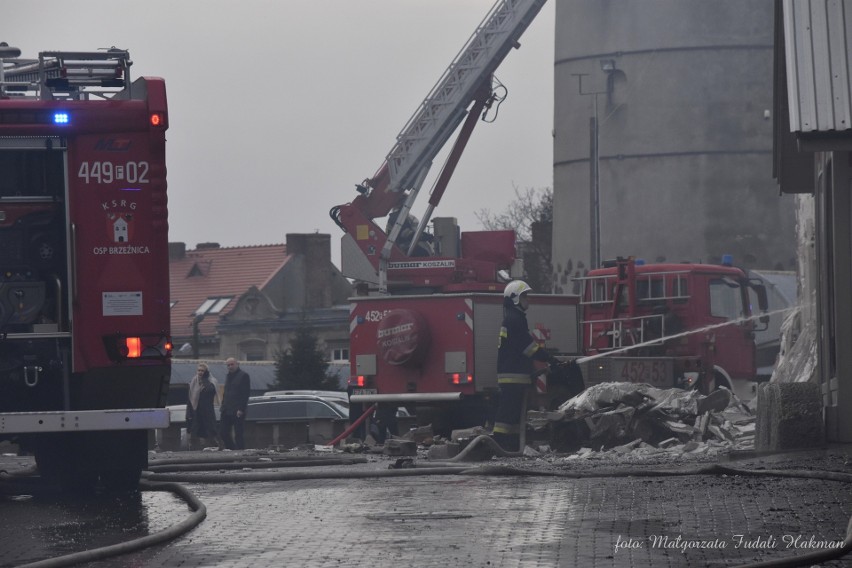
{"left": 194, "top": 296, "right": 232, "bottom": 316}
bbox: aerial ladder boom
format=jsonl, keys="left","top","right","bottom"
{"left": 330, "top": 0, "right": 547, "bottom": 292}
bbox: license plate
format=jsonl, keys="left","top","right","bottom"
{"left": 615, "top": 360, "right": 673, "bottom": 387}
{"left": 352, "top": 389, "right": 377, "bottom": 396}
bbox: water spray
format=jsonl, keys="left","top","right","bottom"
{"left": 573, "top": 306, "right": 796, "bottom": 365}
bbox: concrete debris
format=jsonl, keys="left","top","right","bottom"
{"left": 612, "top": 439, "right": 643, "bottom": 454}
{"left": 694, "top": 412, "right": 711, "bottom": 440}
{"left": 403, "top": 424, "right": 435, "bottom": 444}
{"left": 427, "top": 443, "right": 460, "bottom": 460}
{"left": 523, "top": 445, "right": 542, "bottom": 458}
{"left": 536, "top": 382, "right": 755, "bottom": 458}
{"left": 383, "top": 439, "right": 417, "bottom": 456}
{"left": 450, "top": 426, "right": 489, "bottom": 442}
{"left": 340, "top": 442, "right": 366, "bottom": 453}
{"left": 585, "top": 405, "right": 635, "bottom": 440}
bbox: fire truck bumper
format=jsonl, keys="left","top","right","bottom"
{"left": 0, "top": 409, "right": 170, "bottom": 434}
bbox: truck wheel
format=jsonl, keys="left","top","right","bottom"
{"left": 34, "top": 437, "right": 97, "bottom": 492}
{"left": 701, "top": 372, "right": 731, "bottom": 396}
{"left": 712, "top": 372, "right": 733, "bottom": 393}
{"left": 100, "top": 468, "right": 142, "bottom": 492}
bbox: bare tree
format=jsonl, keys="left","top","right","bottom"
{"left": 476, "top": 185, "right": 553, "bottom": 292}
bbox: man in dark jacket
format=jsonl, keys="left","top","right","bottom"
{"left": 220, "top": 358, "right": 251, "bottom": 450}
{"left": 493, "top": 280, "right": 559, "bottom": 452}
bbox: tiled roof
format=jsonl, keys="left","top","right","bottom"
{"left": 170, "top": 244, "right": 290, "bottom": 338}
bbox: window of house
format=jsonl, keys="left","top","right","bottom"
{"left": 239, "top": 338, "right": 267, "bottom": 361}
{"left": 170, "top": 300, "right": 178, "bottom": 308}
{"left": 194, "top": 296, "right": 233, "bottom": 316}
{"left": 331, "top": 348, "right": 349, "bottom": 362}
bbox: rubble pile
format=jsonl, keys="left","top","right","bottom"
{"left": 528, "top": 382, "right": 755, "bottom": 457}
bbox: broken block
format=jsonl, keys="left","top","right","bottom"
{"left": 426, "top": 443, "right": 460, "bottom": 460}
{"left": 383, "top": 439, "right": 417, "bottom": 456}
{"left": 755, "top": 382, "right": 824, "bottom": 451}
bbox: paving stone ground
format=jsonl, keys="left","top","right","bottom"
{"left": 1, "top": 446, "right": 850, "bottom": 567}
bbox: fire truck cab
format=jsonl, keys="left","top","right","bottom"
{"left": 578, "top": 257, "right": 769, "bottom": 401}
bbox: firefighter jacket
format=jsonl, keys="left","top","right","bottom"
{"left": 497, "top": 302, "right": 549, "bottom": 384}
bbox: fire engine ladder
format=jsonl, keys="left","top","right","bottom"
{"left": 375, "top": 0, "right": 547, "bottom": 291}
{"left": 576, "top": 262, "right": 691, "bottom": 350}
{"left": 0, "top": 48, "right": 132, "bottom": 100}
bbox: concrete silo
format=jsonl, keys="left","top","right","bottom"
{"left": 551, "top": 0, "right": 796, "bottom": 295}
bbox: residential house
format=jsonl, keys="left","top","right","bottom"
{"left": 169, "top": 233, "right": 353, "bottom": 365}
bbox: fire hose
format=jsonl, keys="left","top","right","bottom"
{"left": 326, "top": 403, "right": 377, "bottom": 447}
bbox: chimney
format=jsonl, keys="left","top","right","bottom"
{"left": 286, "top": 233, "right": 332, "bottom": 308}
{"left": 195, "top": 242, "right": 221, "bottom": 250}
{"left": 168, "top": 242, "right": 186, "bottom": 260}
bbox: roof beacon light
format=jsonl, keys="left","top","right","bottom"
{"left": 53, "top": 112, "right": 69, "bottom": 124}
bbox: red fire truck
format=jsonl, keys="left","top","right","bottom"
{"left": 0, "top": 47, "right": 171, "bottom": 488}
{"left": 329, "top": 0, "right": 552, "bottom": 429}
{"left": 578, "top": 256, "right": 769, "bottom": 401}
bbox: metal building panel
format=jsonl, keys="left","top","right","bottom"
{"left": 827, "top": 0, "right": 852, "bottom": 131}
{"left": 783, "top": 0, "right": 852, "bottom": 133}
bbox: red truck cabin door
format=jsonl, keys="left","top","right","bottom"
{"left": 702, "top": 273, "right": 756, "bottom": 381}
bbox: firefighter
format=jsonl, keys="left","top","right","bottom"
{"left": 386, "top": 207, "right": 434, "bottom": 257}
{"left": 493, "top": 280, "right": 559, "bottom": 451}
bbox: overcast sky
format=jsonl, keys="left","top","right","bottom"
{"left": 7, "top": 0, "right": 555, "bottom": 265}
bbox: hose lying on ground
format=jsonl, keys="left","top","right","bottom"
{"left": 15, "top": 480, "right": 206, "bottom": 568}
{"left": 146, "top": 456, "right": 367, "bottom": 473}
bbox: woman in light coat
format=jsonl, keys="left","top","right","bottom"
{"left": 186, "top": 362, "right": 221, "bottom": 449}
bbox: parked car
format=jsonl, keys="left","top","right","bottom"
{"left": 245, "top": 394, "right": 349, "bottom": 422}
{"left": 261, "top": 390, "right": 412, "bottom": 417}
{"left": 263, "top": 390, "right": 349, "bottom": 408}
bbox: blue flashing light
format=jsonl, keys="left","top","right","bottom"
{"left": 635, "top": 259, "right": 645, "bottom": 266}
{"left": 53, "top": 112, "right": 69, "bottom": 124}
{"left": 721, "top": 254, "right": 733, "bottom": 266}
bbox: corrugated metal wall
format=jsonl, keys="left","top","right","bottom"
{"left": 783, "top": 0, "right": 852, "bottom": 133}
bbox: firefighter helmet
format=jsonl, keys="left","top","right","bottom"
{"left": 503, "top": 280, "right": 532, "bottom": 305}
